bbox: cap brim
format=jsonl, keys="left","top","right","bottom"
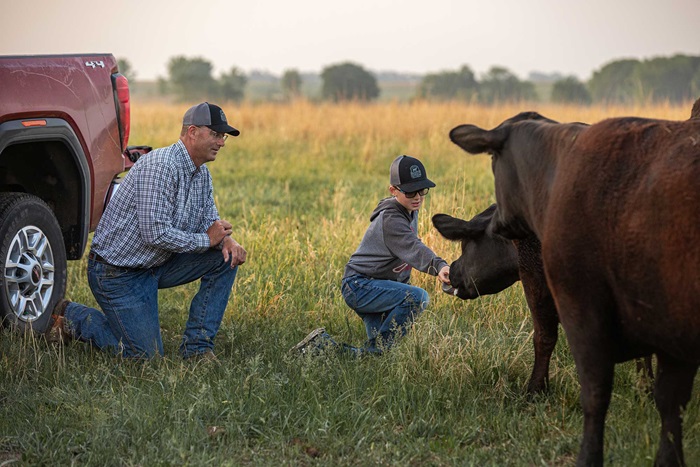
{"left": 209, "top": 123, "right": 240, "bottom": 137}
{"left": 398, "top": 178, "right": 436, "bottom": 192}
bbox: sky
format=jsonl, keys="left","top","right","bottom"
{"left": 3, "top": 0, "right": 698, "bottom": 82}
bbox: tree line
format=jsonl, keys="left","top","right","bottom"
{"left": 118, "top": 53, "right": 700, "bottom": 104}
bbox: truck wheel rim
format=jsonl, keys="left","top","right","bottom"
{"left": 4, "top": 225, "right": 55, "bottom": 322}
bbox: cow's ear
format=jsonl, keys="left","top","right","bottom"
{"left": 469, "top": 204, "right": 498, "bottom": 231}
{"left": 450, "top": 124, "right": 504, "bottom": 154}
{"left": 432, "top": 214, "right": 472, "bottom": 240}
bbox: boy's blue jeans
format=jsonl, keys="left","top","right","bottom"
{"left": 341, "top": 275, "right": 429, "bottom": 353}
{"left": 63, "top": 249, "right": 238, "bottom": 359}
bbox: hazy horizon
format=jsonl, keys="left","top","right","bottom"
{"left": 3, "top": 0, "right": 698, "bottom": 82}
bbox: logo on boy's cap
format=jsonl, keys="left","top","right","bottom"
{"left": 410, "top": 165, "right": 422, "bottom": 179}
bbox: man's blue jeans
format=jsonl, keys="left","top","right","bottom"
{"left": 341, "top": 275, "right": 429, "bottom": 353}
{"left": 63, "top": 249, "right": 238, "bottom": 359}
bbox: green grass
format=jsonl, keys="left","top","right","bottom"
{"left": 1, "top": 101, "right": 698, "bottom": 465}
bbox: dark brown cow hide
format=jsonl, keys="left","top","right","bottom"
{"left": 433, "top": 206, "right": 653, "bottom": 396}
{"left": 449, "top": 112, "right": 699, "bottom": 466}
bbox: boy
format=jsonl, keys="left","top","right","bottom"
{"left": 292, "top": 155, "right": 451, "bottom": 355}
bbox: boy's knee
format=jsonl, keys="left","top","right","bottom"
{"left": 420, "top": 289, "right": 429, "bottom": 306}
{"left": 408, "top": 287, "right": 429, "bottom": 312}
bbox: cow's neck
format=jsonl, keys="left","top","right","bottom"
{"left": 517, "top": 123, "right": 586, "bottom": 240}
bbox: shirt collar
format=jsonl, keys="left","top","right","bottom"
{"left": 176, "top": 140, "right": 199, "bottom": 175}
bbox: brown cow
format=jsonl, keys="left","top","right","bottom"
{"left": 449, "top": 112, "right": 699, "bottom": 466}
{"left": 433, "top": 206, "right": 652, "bottom": 396}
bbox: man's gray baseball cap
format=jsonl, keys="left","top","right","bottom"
{"left": 183, "top": 102, "right": 240, "bottom": 136}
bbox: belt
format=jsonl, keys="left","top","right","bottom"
{"left": 88, "top": 250, "right": 107, "bottom": 263}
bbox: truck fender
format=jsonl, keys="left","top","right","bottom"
{"left": 0, "top": 118, "right": 91, "bottom": 256}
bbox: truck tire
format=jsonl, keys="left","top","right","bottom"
{"left": 0, "top": 193, "right": 67, "bottom": 333}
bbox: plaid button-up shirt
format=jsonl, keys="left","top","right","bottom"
{"left": 91, "top": 140, "right": 219, "bottom": 268}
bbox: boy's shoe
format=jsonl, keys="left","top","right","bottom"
{"left": 289, "top": 328, "right": 328, "bottom": 355}
{"left": 339, "top": 343, "right": 366, "bottom": 358}
{"left": 45, "top": 299, "right": 71, "bottom": 344}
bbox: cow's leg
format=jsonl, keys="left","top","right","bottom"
{"left": 573, "top": 349, "right": 615, "bottom": 467}
{"left": 516, "top": 236, "right": 560, "bottom": 394}
{"left": 551, "top": 291, "right": 614, "bottom": 467}
{"left": 653, "top": 354, "right": 697, "bottom": 467}
{"left": 523, "top": 285, "right": 558, "bottom": 394}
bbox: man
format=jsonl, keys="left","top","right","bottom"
{"left": 49, "top": 102, "right": 246, "bottom": 360}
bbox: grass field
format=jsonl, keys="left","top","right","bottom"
{"left": 1, "top": 100, "right": 698, "bottom": 465}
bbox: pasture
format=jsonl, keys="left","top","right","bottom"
{"left": 0, "top": 100, "right": 697, "bottom": 465}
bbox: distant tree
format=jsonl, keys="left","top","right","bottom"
{"left": 551, "top": 76, "right": 592, "bottom": 104}
{"left": 528, "top": 71, "right": 564, "bottom": 83}
{"left": 117, "top": 57, "right": 136, "bottom": 82}
{"left": 691, "top": 67, "right": 700, "bottom": 99}
{"left": 281, "top": 69, "right": 302, "bottom": 99}
{"left": 588, "top": 59, "right": 640, "bottom": 104}
{"left": 478, "top": 66, "right": 537, "bottom": 103}
{"left": 375, "top": 71, "right": 422, "bottom": 83}
{"left": 218, "top": 66, "right": 247, "bottom": 102}
{"left": 167, "top": 56, "right": 218, "bottom": 102}
{"left": 631, "top": 54, "right": 700, "bottom": 103}
{"left": 246, "top": 70, "right": 282, "bottom": 101}
{"left": 416, "top": 65, "right": 478, "bottom": 101}
{"left": 300, "top": 72, "right": 322, "bottom": 98}
{"left": 248, "top": 70, "right": 278, "bottom": 83}
{"left": 320, "top": 62, "right": 379, "bottom": 102}
{"left": 157, "top": 77, "right": 169, "bottom": 96}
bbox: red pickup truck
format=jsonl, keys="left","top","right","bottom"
{"left": 0, "top": 53, "right": 150, "bottom": 332}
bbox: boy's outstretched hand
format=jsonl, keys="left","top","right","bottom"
{"left": 438, "top": 265, "right": 451, "bottom": 285}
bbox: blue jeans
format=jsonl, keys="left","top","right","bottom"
{"left": 341, "top": 275, "right": 429, "bottom": 353}
{"left": 64, "top": 249, "right": 238, "bottom": 359}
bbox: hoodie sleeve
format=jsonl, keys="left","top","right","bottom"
{"left": 382, "top": 209, "right": 449, "bottom": 276}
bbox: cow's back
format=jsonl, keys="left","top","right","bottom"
{"left": 543, "top": 117, "right": 700, "bottom": 361}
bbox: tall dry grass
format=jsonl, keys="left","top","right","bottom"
{"left": 0, "top": 99, "right": 696, "bottom": 466}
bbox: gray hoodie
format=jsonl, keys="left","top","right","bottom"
{"left": 343, "top": 197, "right": 448, "bottom": 283}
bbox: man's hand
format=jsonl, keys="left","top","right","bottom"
{"left": 438, "top": 265, "right": 451, "bottom": 285}
{"left": 207, "top": 220, "right": 233, "bottom": 246}
{"left": 222, "top": 236, "right": 247, "bottom": 267}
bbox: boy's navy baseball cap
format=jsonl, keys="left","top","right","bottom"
{"left": 183, "top": 102, "right": 240, "bottom": 136}
{"left": 390, "top": 155, "right": 436, "bottom": 192}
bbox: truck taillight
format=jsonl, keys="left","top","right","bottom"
{"left": 111, "top": 73, "right": 131, "bottom": 151}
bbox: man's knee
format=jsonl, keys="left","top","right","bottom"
{"left": 207, "top": 252, "right": 239, "bottom": 277}
{"left": 190, "top": 251, "right": 239, "bottom": 287}
{"left": 120, "top": 335, "right": 163, "bottom": 359}
{"left": 105, "top": 305, "right": 163, "bottom": 359}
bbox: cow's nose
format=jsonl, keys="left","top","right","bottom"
{"left": 442, "top": 282, "right": 458, "bottom": 296}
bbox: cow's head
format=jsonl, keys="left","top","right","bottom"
{"left": 432, "top": 204, "right": 520, "bottom": 299}
{"left": 449, "top": 112, "right": 559, "bottom": 240}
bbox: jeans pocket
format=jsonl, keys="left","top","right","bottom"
{"left": 101, "top": 263, "right": 133, "bottom": 279}
{"left": 89, "top": 258, "right": 131, "bottom": 279}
